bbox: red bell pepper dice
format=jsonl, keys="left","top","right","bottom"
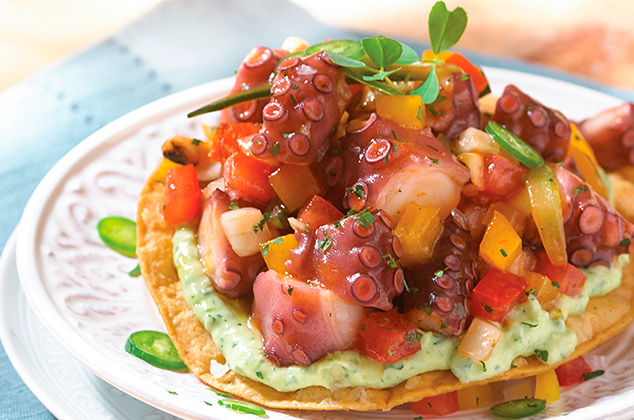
{"left": 164, "top": 164, "right": 202, "bottom": 226}
{"left": 537, "top": 253, "right": 587, "bottom": 297}
{"left": 297, "top": 195, "right": 344, "bottom": 232}
{"left": 444, "top": 52, "right": 489, "bottom": 95}
{"left": 412, "top": 391, "right": 460, "bottom": 416}
{"left": 555, "top": 356, "right": 592, "bottom": 386}
{"left": 483, "top": 154, "right": 527, "bottom": 197}
{"left": 356, "top": 309, "right": 422, "bottom": 364}
{"left": 471, "top": 268, "right": 528, "bottom": 323}
{"left": 223, "top": 151, "right": 276, "bottom": 204}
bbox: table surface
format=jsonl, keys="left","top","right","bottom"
{"left": 2, "top": 1, "right": 634, "bottom": 418}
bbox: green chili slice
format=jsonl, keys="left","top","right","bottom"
{"left": 188, "top": 83, "right": 271, "bottom": 118}
{"left": 305, "top": 39, "right": 365, "bottom": 60}
{"left": 491, "top": 398, "right": 547, "bottom": 419}
{"left": 218, "top": 399, "right": 266, "bottom": 417}
{"left": 124, "top": 330, "right": 188, "bottom": 371}
{"left": 97, "top": 216, "right": 137, "bottom": 258}
{"left": 485, "top": 121, "right": 544, "bottom": 169}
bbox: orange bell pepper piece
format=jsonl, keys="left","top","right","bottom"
{"left": 479, "top": 211, "right": 522, "bottom": 271}
{"left": 261, "top": 234, "right": 299, "bottom": 274}
{"left": 268, "top": 164, "right": 325, "bottom": 212}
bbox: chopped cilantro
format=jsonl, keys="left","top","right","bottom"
{"left": 228, "top": 201, "right": 239, "bottom": 210}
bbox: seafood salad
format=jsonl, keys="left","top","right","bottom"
{"left": 134, "top": 2, "right": 634, "bottom": 416}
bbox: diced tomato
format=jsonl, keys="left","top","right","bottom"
{"left": 537, "top": 253, "right": 587, "bottom": 297}
{"left": 208, "top": 122, "right": 261, "bottom": 163}
{"left": 298, "top": 195, "right": 344, "bottom": 232}
{"left": 482, "top": 154, "right": 527, "bottom": 197}
{"left": 555, "top": 356, "right": 592, "bottom": 386}
{"left": 356, "top": 309, "right": 421, "bottom": 363}
{"left": 164, "top": 164, "right": 202, "bottom": 226}
{"left": 223, "top": 151, "right": 276, "bottom": 204}
{"left": 412, "top": 391, "right": 460, "bottom": 416}
{"left": 471, "top": 268, "right": 528, "bottom": 323}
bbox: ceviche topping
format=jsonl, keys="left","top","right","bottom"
{"left": 131, "top": 0, "right": 634, "bottom": 415}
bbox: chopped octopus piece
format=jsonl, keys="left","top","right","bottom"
{"left": 492, "top": 84, "right": 571, "bottom": 162}
{"left": 252, "top": 269, "right": 364, "bottom": 367}
{"left": 525, "top": 161, "right": 634, "bottom": 267}
{"left": 197, "top": 189, "right": 265, "bottom": 297}
{"left": 427, "top": 72, "right": 482, "bottom": 140}
{"left": 576, "top": 102, "right": 634, "bottom": 170}
{"left": 286, "top": 208, "right": 404, "bottom": 311}
{"left": 334, "top": 113, "right": 469, "bottom": 222}
{"left": 250, "top": 52, "right": 351, "bottom": 165}
{"left": 399, "top": 210, "right": 480, "bottom": 337}
{"left": 220, "top": 46, "right": 285, "bottom": 124}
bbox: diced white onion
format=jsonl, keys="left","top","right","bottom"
{"left": 456, "top": 127, "right": 500, "bottom": 155}
{"left": 220, "top": 207, "right": 272, "bottom": 257}
{"left": 458, "top": 317, "right": 502, "bottom": 362}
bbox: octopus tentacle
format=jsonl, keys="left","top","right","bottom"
{"left": 333, "top": 113, "right": 470, "bottom": 223}
{"left": 250, "top": 52, "right": 351, "bottom": 165}
{"left": 220, "top": 46, "right": 286, "bottom": 124}
{"left": 197, "top": 189, "right": 266, "bottom": 297}
{"left": 286, "top": 209, "right": 403, "bottom": 310}
{"left": 551, "top": 162, "right": 634, "bottom": 267}
{"left": 427, "top": 72, "right": 482, "bottom": 140}
{"left": 577, "top": 102, "right": 634, "bottom": 170}
{"left": 252, "top": 270, "right": 364, "bottom": 366}
{"left": 398, "top": 209, "right": 480, "bottom": 337}
{"left": 492, "top": 84, "right": 571, "bottom": 162}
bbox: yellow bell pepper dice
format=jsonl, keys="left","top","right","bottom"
{"left": 569, "top": 123, "right": 599, "bottom": 167}
{"left": 394, "top": 203, "right": 443, "bottom": 267}
{"left": 152, "top": 158, "right": 182, "bottom": 183}
{"left": 375, "top": 95, "right": 425, "bottom": 129}
{"left": 535, "top": 370, "right": 560, "bottom": 403}
{"left": 261, "top": 234, "right": 299, "bottom": 274}
{"left": 566, "top": 125, "right": 608, "bottom": 199}
{"left": 479, "top": 210, "right": 522, "bottom": 271}
{"left": 457, "top": 383, "right": 493, "bottom": 411}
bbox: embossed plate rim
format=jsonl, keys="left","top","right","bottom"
{"left": 13, "top": 68, "right": 634, "bottom": 419}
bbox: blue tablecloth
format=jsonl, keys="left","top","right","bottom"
{"left": 2, "top": 1, "right": 634, "bottom": 418}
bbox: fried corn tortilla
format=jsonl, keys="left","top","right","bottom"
{"left": 137, "top": 176, "right": 634, "bottom": 411}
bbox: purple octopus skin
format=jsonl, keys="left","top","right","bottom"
{"left": 426, "top": 72, "right": 482, "bottom": 140}
{"left": 220, "top": 46, "right": 285, "bottom": 124}
{"left": 576, "top": 102, "right": 634, "bottom": 170}
{"left": 197, "top": 189, "right": 266, "bottom": 297}
{"left": 549, "top": 162, "right": 634, "bottom": 267}
{"left": 328, "top": 113, "right": 470, "bottom": 222}
{"left": 398, "top": 209, "right": 480, "bottom": 337}
{"left": 285, "top": 208, "right": 405, "bottom": 311}
{"left": 250, "top": 52, "right": 351, "bottom": 165}
{"left": 252, "top": 269, "right": 363, "bottom": 367}
{"left": 492, "top": 84, "right": 571, "bottom": 162}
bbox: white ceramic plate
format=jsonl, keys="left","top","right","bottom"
{"left": 0, "top": 232, "right": 180, "bottom": 420}
{"left": 13, "top": 69, "right": 634, "bottom": 420}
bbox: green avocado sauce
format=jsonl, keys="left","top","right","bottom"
{"left": 172, "top": 226, "right": 628, "bottom": 391}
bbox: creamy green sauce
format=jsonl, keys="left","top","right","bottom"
{"left": 172, "top": 226, "right": 628, "bottom": 391}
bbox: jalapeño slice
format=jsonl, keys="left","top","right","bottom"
{"left": 485, "top": 121, "right": 544, "bottom": 169}
{"left": 97, "top": 216, "right": 137, "bottom": 258}
{"left": 125, "top": 330, "right": 188, "bottom": 371}
{"left": 491, "top": 398, "right": 547, "bottom": 419}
